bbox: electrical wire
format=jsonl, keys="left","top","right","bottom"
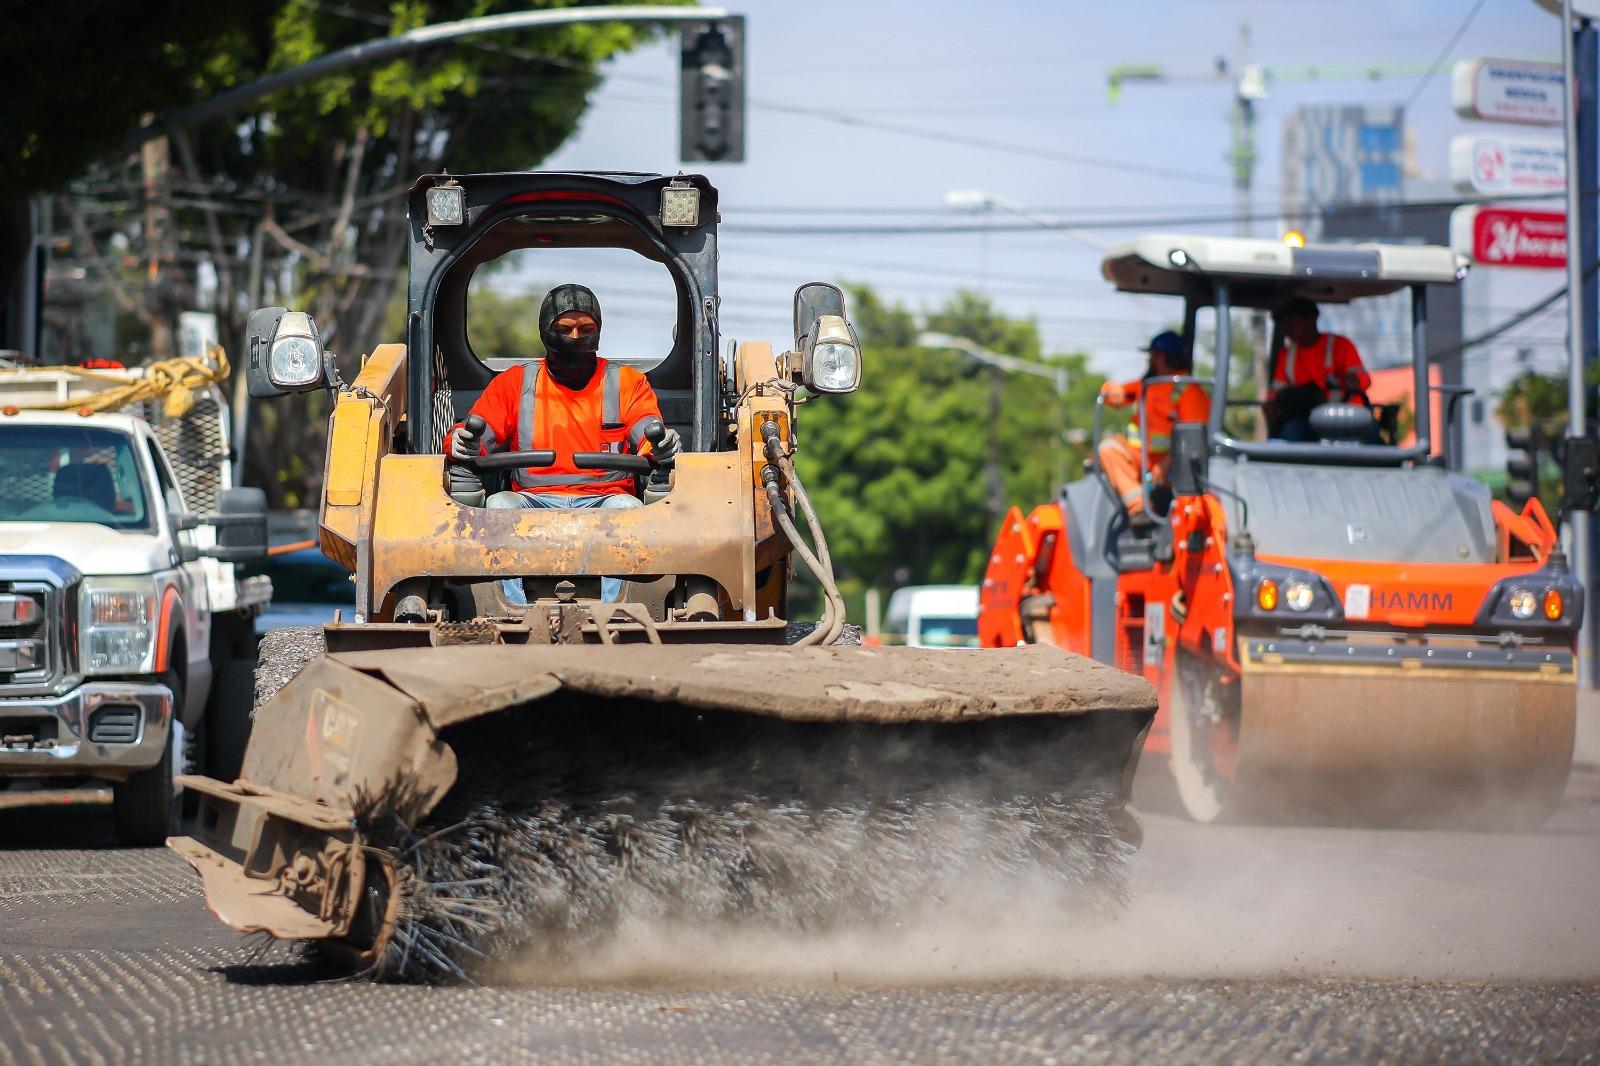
{"left": 1402, "top": 0, "right": 1490, "bottom": 110}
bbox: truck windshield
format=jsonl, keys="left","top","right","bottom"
{"left": 0, "top": 425, "right": 152, "bottom": 531}
{"left": 916, "top": 616, "right": 980, "bottom": 648}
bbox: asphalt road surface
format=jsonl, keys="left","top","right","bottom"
{"left": 2, "top": 769, "right": 1597, "bottom": 1065}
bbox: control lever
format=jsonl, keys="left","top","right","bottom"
{"left": 446, "top": 415, "right": 488, "bottom": 507}
{"left": 643, "top": 422, "right": 673, "bottom": 502}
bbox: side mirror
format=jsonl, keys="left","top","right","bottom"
{"left": 1562, "top": 435, "right": 1600, "bottom": 514}
{"left": 200, "top": 487, "right": 269, "bottom": 563}
{"left": 802, "top": 314, "right": 863, "bottom": 394}
{"left": 1169, "top": 422, "right": 1210, "bottom": 497}
{"left": 245, "top": 307, "right": 331, "bottom": 397}
{"left": 164, "top": 487, "right": 199, "bottom": 532}
{"left": 793, "top": 282, "right": 847, "bottom": 350}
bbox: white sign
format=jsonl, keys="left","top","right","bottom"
{"left": 1452, "top": 59, "right": 1564, "bottom": 126}
{"left": 1450, "top": 134, "right": 1566, "bottom": 194}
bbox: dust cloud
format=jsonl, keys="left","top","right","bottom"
{"left": 502, "top": 766, "right": 1600, "bottom": 987}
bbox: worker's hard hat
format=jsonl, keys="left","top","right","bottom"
{"left": 1141, "top": 330, "right": 1185, "bottom": 356}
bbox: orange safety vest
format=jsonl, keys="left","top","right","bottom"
{"left": 1272, "top": 333, "right": 1371, "bottom": 393}
{"left": 464, "top": 358, "right": 663, "bottom": 496}
{"left": 1115, "top": 379, "right": 1210, "bottom": 463}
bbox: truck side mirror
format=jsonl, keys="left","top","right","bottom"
{"left": 246, "top": 307, "right": 332, "bottom": 398}
{"left": 201, "top": 487, "right": 269, "bottom": 563}
{"left": 1562, "top": 435, "right": 1600, "bottom": 513}
{"left": 1169, "top": 422, "right": 1210, "bottom": 497}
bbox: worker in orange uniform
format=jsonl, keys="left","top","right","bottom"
{"left": 1266, "top": 297, "right": 1372, "bottom": 442}
{"left": 447, "top": 283, "right": 680, "bottom": 602}
{"left": 1097, "top": 331, "right": 1211, "bottom": 524}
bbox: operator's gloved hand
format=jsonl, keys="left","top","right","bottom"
{"left": 652, "top": 427, "right": 682, "bottom": 463}
{"left": 448, "top": 425, "right": 480, "bottom": 461}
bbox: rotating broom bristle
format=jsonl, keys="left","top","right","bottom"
{"left": 350, "top": 698, "right": 1135, "bottom": 985}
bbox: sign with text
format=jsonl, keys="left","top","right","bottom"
{"left": 1452, "top": 59, "right": 1564, "bottom": 126}
{"left": 1450, "top": 204, "right": 1567, "bottom": 268}
{"left": 1450, "top": 134, "right": 1566, "bottom": 194}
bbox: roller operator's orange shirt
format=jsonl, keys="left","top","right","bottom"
{"left": 461, "top": 358, "right": 662, "bottom": 497}
{"left": 1271, "top": 333, "right": 1371, "bottom": 394}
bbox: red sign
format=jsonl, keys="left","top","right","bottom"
{"left": 1472, "top": 207, "right": 1567, "bottom": 269}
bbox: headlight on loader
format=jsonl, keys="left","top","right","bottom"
{"left": 1508, "top": 587, "right": 1538, "bottom": 620}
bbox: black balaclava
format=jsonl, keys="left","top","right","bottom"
{"left": 539, "top": 283, "right": 602, "bottom": 388}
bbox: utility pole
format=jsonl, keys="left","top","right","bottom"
{"left": 918, "top": 331, "right": 1074, "bottom": 513}
{"left": 1560, "top": 0, "right": 1598, "bottom": 689}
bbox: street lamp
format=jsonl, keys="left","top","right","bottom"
{"left": 917, "top": 331, "right": 1073, "bottom": 522}
{"left": 943, "top": 190, "right": 1106, "bottom": 251}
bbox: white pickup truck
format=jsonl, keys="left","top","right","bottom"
{"left": 0, "top": 361, "right": 269, "bottom": 844}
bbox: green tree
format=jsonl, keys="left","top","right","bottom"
{"left": 795, "top": 287, "right": 1101, "bottom": 618}
{"left": 22, "top": 0, "right": 684, "bottom": 505}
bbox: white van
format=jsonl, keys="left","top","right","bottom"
{"left": 880, "top": 585, "right": 980, "bottom": 649}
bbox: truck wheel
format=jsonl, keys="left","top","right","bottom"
{"left": 113, "top": 670, "right": 184, "bottom": 846}
{"left": 205, "top": 658, "right": 257, "bottom": 782}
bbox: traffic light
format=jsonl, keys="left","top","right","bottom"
{"left": 1505, "top": 425, "right": 1540, "bottom": 508}
{"left": 679, "top": 17, "right": 745, "bottom": 163}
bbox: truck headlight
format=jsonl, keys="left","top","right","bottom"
{"left": 80, "top": 581, "right": 156, "bottom": 675}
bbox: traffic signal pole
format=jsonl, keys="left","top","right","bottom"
{"left": 1563, "top": 0, "right": 1598, "bottom": 689}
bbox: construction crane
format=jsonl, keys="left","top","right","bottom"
{"left": 1107, "top": 24, "right": 1433, "bottom": 237}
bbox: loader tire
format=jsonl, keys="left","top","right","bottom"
{"left": 113, "top": 670, "right": 183, "bottom": 846}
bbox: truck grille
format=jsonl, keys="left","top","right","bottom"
{"left": 0, "top": 583, "right": 56, "bottom": 694}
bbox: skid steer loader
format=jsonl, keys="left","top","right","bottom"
{"left": 168, "top": 172, "right": 1155, "bottom": 981}
{"left": 980, "top": 233, "right": 1588, "bottom": 829}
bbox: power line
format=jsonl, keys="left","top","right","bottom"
{"left": 1402, "top": 0, "right": 1489, "bottom": 110}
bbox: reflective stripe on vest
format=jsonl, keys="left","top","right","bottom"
{"left": 628, "top": 414, "right": 664, "bottom": 450}
{"left": 513, "top": 469, "right": 634, "bottom": 488}
{"left": 516, "top": 360, "right": 543, "bottom": 451}
{"left": 602, "top": 362, "right": 622, "bottom": 428}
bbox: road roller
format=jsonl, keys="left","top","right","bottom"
{"left": 980, "top": 232, "right": 1589, "bottom": 828}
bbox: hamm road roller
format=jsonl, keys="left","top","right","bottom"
{"left": 980, "top": 232, "right": 1587, "bottom": 828}
{"left": 168, "top": 172, "right": 1155, "bottom": 981}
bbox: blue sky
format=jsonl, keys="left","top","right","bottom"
{"left": 529, "top": 0, "right": 1564, "bottom": 378}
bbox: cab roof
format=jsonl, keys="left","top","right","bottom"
{"left": 1101, "top": 233, "right": 1469, "bottom": 307}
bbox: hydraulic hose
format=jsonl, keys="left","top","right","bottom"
{"left": 785, "top": 460, "right": 845, "bottom": 646}
{"left": 761, "top": 420, "right": 846, "bottom": 646}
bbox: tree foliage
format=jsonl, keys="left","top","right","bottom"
{"left": 22, "top": 0, "right": 684, "bottom": 505}
{"left": 795, "top": 287, "right": 1103, "bottom": 614}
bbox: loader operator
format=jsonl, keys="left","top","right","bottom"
{"left": 1096, "top": 330, "right": 1210, "bottom": 524}
{"left": 447, "top": 283, "right": 681, "bottom": 603}
{"left": 1265, "top": 297, "right": 1372, "bottom": 442}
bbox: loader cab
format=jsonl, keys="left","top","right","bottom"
{"left": 405, "top": 172, "right": 721, "bottom": 457}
